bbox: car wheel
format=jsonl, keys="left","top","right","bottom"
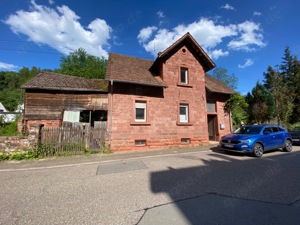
{"left": 253, "top": 143, "right": 263, "bottom": 157}
{"left": 283, "top": 139, "right": 293, "bottom": 152}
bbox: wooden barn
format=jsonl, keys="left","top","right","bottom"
{"left": 21, "top": 71, "right": 108, "bottom": 129}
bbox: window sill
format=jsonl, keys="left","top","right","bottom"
{"left": 177, "top": 83, "right": 193, "bottom": 88}
{"left": 130, "top": 122, "right": 151, "bottom": 126}
{"left": 177, "top": 122, "right": 193, "bottom": 126}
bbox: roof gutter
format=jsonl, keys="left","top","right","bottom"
{"left": 105, "top": 79, "right": 167, "bottom": 88}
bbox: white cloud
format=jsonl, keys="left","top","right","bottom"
{"left": 138, "top": 18, "right": 265, "bottom": 59}
{"left": 238, "top": 58, "right": 254, "bottom": 68}
{"left": 4, "top": 0, "right": 112, "bottom": 58}
{"left": 253, "top": 11, "right": 262, "bottom": 16}
{"left": 228, "top": 21, "right": 265, "bottom": 51}
{"left": 221, "top": 4, "right": 235, "bottom": 10}
{"left": 157, "top": 11, "right": 165, "bottom": 18}
{"left": 137, "top": 26, "right": 158, "bottom": 43}
{"left": 0, "top": 62, "right": 19, "bottom": 70}
{"left": 208, "top": 49, "right": 229, "bottom": 59}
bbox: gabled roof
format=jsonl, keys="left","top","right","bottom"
{"left": 205, "top": 74, "right": 235, "bottom": 94}
{"left": 21, "top": 71, "right": 108, "bottom": 92}
{"left": 105, "top": 53, "right": 167, "bottom": 87}
{"left": 150, "top": 32, "right": 216, "bottom": 73}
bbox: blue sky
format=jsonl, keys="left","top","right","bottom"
{"left": 0, "top": 0, "right": 299, "bottom": 94}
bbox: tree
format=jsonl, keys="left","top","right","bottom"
{"left": 264, "top": 47, "right": 300, "bottom": 125}
{"left": 225, "top": 93, "right": 248, "bottom": 126}
{"left": 18, "top": 66, "right": 41, "bottom": 85}
{"left": 212, "top": 67, "right": 238, "bottom": 90}
{"left": 59, "top": 48, "right": 107, "bottom": 79}
{"left": 263, "top": 66, "right": 293, "bottom": 126}
{"left": 279, "top": 47, "right": 294, "bottom": 82}
{"left": 0, "top": 67, "right": 40, "bottom": 112}
{"left": 289, "top": 56, "right": 300, "bottom": 123}
{"left": 246, "top": 82, "right": 275, "bottom": 124}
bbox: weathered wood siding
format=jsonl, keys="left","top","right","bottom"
{"left": 24, "top": 90, "right": 108, "bottom": 120}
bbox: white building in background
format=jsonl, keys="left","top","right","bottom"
{"left": 0, "top": 102, "right": 23, "bottom": 123}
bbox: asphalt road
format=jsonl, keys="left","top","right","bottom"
{"left": 0, "top": 145, "right": 300, "bottom": 225}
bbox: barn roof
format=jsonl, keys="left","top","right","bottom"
{"left": 21, "top": 71, "right": 108, "bottom": 92}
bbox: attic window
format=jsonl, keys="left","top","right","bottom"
{"left": 182, "top": 48, "right": 186, "bottom": 53}
{"left": 180, "top": 67, "right": 189, "bottom": 84}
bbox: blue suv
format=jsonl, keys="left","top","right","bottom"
{"left": 219, "top": 124, "right": 293, "bottom": 157}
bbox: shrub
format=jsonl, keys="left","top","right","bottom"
{"left": 0, "top": 150, "right": 38, "bottom": 161}
{"left": 0, "top": 152, "right": 10, "bottom": 161}
{"left": 0, "top": 120, "right": 18, "bottom": 136}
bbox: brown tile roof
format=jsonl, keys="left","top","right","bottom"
{"left": 21, "top": 71, "right": 108, "bottom": 92}
{"left": 106, "top": 52, "right": 233, "bottom": 95}
{"left": 105, "top": 53, "right": 167, "bottom": 87}
{"left": 205, "top": 74, "right": 235, "bottom": 94}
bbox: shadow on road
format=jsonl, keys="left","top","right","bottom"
{"left": 138, "top": 149, "right": 300, "bottom": 225}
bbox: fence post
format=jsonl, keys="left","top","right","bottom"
{"left": 84, "top": 125, "right": 90, "bottom": 150}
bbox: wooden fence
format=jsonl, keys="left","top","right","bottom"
{"left": 38, "top": 122, "right": 107, "bottom": 156}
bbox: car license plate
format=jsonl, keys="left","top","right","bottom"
{"left": 292, "top": 139, "right": 299, "bottom": 142}
{"left": 225, "top": 144, "right": 234, "bottom": 148}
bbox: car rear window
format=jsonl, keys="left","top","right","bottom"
{"left": 272, "top": 127, "right": 280, "bottom": 132}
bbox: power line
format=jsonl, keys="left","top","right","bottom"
{"left": 0, "top": 40, "right": 155, "bottom": 59}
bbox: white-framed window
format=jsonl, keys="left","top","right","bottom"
{"left": 180, "top": 67, "right": 188, "bottom": 84}
{"left": 63, "top": 110, "right": 80, "bottom": 122}
{"left": 179, "top": 104, "right": 189, "bottom": 122}
{"left": 135, "top": 101, "right": 146, "bottom": 122}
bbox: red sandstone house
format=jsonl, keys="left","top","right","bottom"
{"left": 105, "top": 32, "right": 234, "bottom": 151}
{"left": 21, "top": 32, "right": 234, "bottom": 151}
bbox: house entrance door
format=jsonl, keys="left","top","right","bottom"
{"left": 207, "top": 115, "right": 217, "bottom": 141}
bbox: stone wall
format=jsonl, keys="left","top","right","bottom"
{"left": 0, "top": 136, "right": 30, "bottom": 152}
{"left": 0, "top": 123, "right": 41, "bottom": 152}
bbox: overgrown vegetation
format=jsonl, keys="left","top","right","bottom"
{"left": 0, "top": 150, "right": 37, "bottom": 161}
{"left": 0, "top": 143, "right": 111, "bottom": 161}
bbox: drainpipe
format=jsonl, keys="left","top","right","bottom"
{"left": 108, "top": 80, "right": 113, "bottom": 149}
{"left": 229, "top": 109, "right": 233, "bottom": 132}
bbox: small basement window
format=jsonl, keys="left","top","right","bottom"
{"left": 181, "top": 138, "right": 191, "bottom": 144}
{"left": 135, "top": 140, "right": 147, "bottom": 146}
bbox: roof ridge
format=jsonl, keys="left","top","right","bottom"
{"left": 109, "top": 52, "right": 154, "bottom": 63}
